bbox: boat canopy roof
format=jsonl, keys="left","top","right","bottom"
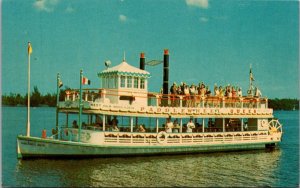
{"left": 98, "top": 61, "right": 150, "bottom": 78}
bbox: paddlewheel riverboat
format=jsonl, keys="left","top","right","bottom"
{"left": 17, "top": 49, "right": 283, "bottom": 158}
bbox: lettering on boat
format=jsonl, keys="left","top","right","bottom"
{"left": 21, "top": 141, "right": 46, "bottom": 147}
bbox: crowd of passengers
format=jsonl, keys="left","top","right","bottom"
{"left": 71, "top": 116, "right": 247, "bottom": 133}
{"left": 163, "top": 82, "right": 262, "bottom": 107}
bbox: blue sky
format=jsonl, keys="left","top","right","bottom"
{"left": 2, "top": 0, "right": 299, "bottom": 99}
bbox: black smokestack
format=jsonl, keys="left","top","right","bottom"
{"left": 140, "top": 52, "right": 145, "bottom": 70}
{"left": 163, "top": 49, "right": 169, "bottom": 95}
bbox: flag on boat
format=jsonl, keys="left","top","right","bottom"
{"left": 58, "top": 79, "right": 63, "bottom": 88}
{"left": 250, "top": 68, "right": 255, "bottom": 81}
{"left": 82, "top": 77, "right": 91, "bottom": 85}
{"left": 28, "top": 42, "right": 32, "bottom": 55}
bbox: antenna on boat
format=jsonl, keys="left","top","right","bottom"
{"left": 123, "top": 51, "right": 126, "bottom": 62}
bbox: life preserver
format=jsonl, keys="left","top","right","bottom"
{"left": 156, "top": 131, "right": 168, "bottom": 144}
{"left": 261, "top": 119, "right": 267, "bottom": 127}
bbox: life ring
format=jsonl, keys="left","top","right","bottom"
{"left": 261, "top": 119, "right": 267, "bottom": 127}
{"left": 156, "top": 131, "right": 168, "bottom": 144}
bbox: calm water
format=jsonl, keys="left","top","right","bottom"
{"left": 2, "top": 107, "right": 299, "bottom": 187}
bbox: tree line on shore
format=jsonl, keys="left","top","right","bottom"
{"left": 1, "top": 86, "right": 299, "bottom": 110}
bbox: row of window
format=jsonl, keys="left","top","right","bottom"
{"left": 120, "top": 76, "right": 145, "bottom": 89}
{"left": 102, "top": 76, "right": 145, "bottom": 89}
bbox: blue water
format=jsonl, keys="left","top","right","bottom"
{"left": 2, "top": 107, "right": 299, "bottom": 187}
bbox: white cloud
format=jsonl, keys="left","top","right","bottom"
{"left": 186, "top": 0, "right": 209, "bottom": 9}
{"left": 119, "top": 14, "right": 127, "bottom": 22}
{"left": 33, "top": 0, "right": 59, "bottom": 12}
{"left": 65, "top": 6, "right": 75, "bottom": 13}
{"left": 200, "top": 16, "right": 208, "bottom": 22}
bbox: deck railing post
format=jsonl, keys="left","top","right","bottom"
{"left": 156, "top": 118, "right": 159, "bottom": 133}
{"left": 130, "top": 117, "right": 133, "bottom": 132}
{"left": 180, "top": 118, "right": 183, "bottom": 133}
{"left": 103, "top": 114, "right": 106, "bottom": 131}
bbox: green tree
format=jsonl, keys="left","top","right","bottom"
{"left": 31, "top": 86, "right": 42, "bottom": 107}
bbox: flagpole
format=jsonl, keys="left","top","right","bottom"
{"left": 55, "top": 73, "right": 60, "bottom": 139}
{"left": 26, "top": 42, "right": 31, "bottom": 137}
{"left": 78, "top": 70, "right": 83, "bottom": 142}
{"left": 248, "top": 64, "right": 253, "bottom": 96}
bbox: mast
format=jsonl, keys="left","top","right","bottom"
{"left": 26, "top": 42, "right": 32, "bottom": 137}
{"left": 55, "top": 73, "right": 60, "bottom": 139}
{"left": 78, "top": 70, "right": 83, "bottom": 142}
{"left": 248, "top": 64, "right": 254, "bottom": 96}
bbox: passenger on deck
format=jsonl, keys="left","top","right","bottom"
{"left": 184, "top": 85, "right": 190, "bottom": 107}
{"left": 244, "top": 122, "right": 248, "bottom": 131}
{"left": 200, "top": 83, "right": 206, "bottom": 97}
{"left": 72, "top": 120, "right": 78, "bottom": 128}
{"left": 219, "top": 86, "right": 224, "bottom": 97}
{"left": 186, "top": 118, "right": 195, "bottom": 133}
{"left": 138, "top": 125, "right": 146, "bottom": 132}
{"left": 165, "top": 118, "right": 174, "bottom": 133}
{"left": 111, "top": 116, "right": 119, "bottom": 126}
{"left": 173, "top": 119, "right": 180, "bottom": 133}
{"left": 205, "top": 86, "right": 211, "bottom": 97}
{"left": 112, "top": 124, "right": 119, "bottom": 132}
{"left": 214, "top": 84, "right": 219, "bottom": 96}
{"left": 170, "top": 82, "right": 178, "bottom": 107}
{"left": 238, "top": 87, "right": 242, "bottom": 97}
{"left": 190, "top": 84, "right": 196, "bottom": 107}
{"left": 232, "top": 86, "right": 236, "bottom": 97}
{"left": 95, "top": 115, "right": 103, "bottom": 127}
{"left": 180, "top": 82, "right": 186, "bottom": 95}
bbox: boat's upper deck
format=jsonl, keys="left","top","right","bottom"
{"left": 58, "top": 88, "right": 272, "bottom": 118}
{"left": 58, "top": 50, "right": 272, "bottom": 118}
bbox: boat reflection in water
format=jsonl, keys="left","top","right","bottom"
{"left": 15, "top": 149, "right": 282, "bottom": 187}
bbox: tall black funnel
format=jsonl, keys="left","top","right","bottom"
{"left": 163, "top": 49, "right": 169, "bottom": 95}
{"left": 140, "top": 52, "right": 145, "bottom": 70}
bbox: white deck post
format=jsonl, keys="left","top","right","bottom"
{"left": 85, "top": 92, "right": 88, "bottom": 101}
{"left": 241, "top": 98, "right": 244, "bottom": 108}
{"left": 130, "top": 117, "right": 133, "bottom": 132}
{"left": 180, "top": 118, "right": 183, "bottom": 133}
{"left": 179, "top": 96, "right": 183, "bottom": 107}
{"left": 241, "top": 118, "right": 244, "bottom": 131}
{"left": 202, "top": 118, "right": 205, "bottom": 132}
{"left": 103, "top": 114, "right": 106, "bottom": 131}
{"left": 223, "top": 118, "right": 225, "bottom": 132}
{"left": 156, "top": 118, "right": 159, "bottom": 133}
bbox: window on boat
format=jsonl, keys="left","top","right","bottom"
{"left": 134, "top": 77, "right": 138, "bottom": 88}
{"left": 114, "top": 76, "right": 118, "bottom": 88}
{"left": 127, "top": 76, "right": 132, "bottom": 88}
{"left": 120, "top": 76, "right": 126, "bottom": 88}
{"left": 140, "top": 78, "right": 145, "bottom": 89}
{"left": 102, "top": 76, "right": 106, "bottom": 88}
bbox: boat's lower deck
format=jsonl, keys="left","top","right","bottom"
{"left": 17, "top": 130, "right": 281, "bottom": 158}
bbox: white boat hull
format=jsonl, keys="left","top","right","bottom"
{"left": 17, "top": 134, "right": 280, "bottom": 158}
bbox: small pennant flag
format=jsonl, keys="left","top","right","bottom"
{"left": 28, "top": 42, "right": 32, "bottom": 55}
{"left": 250, "top": 68, "right": 255, "bottom": 81}
{"left": 82, "top": 77, "right": 91, "bottom": 85}
{"left": 58, "top": 79, "right": 63, "bottom": 88}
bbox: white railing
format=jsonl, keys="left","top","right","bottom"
{"left": 103, "top": 131, "right": 270, "bottom": 145}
